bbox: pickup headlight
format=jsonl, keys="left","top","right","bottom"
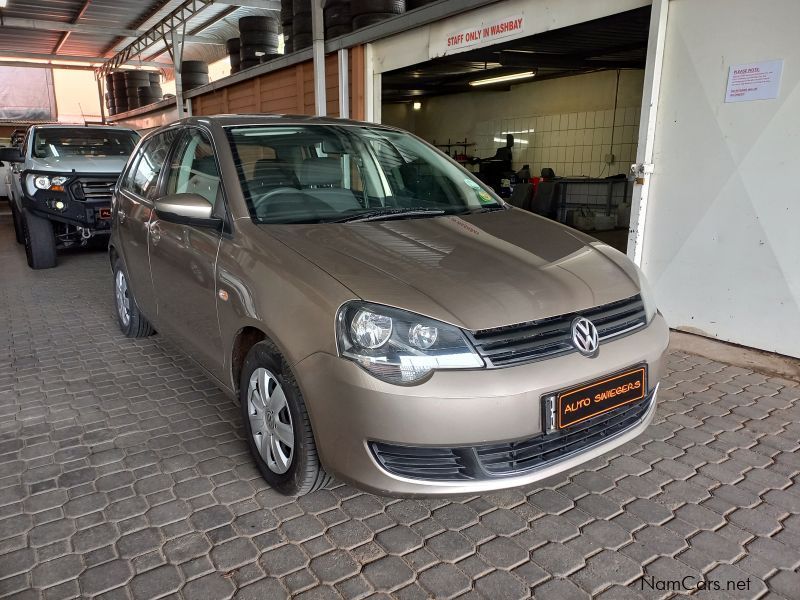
{"left": 337, "top": 301, "right": 484, "bottom": 384}
{"left": 28, "top": 175, "right": 68, "bottom": 194}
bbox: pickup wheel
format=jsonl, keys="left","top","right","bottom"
{"left": 240, "top": 341, "right": 332, "bottom": 496}
{"left": 113, "top": 259, "right": 154, "bottom": 338}
{"left": 22, "top": 209, "right": 56, "bottom": 269}
{"left": 10, "top": 203, "right": 24, "bottom": 244}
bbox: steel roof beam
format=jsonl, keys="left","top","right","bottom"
{"left": 99, "top": 0, "right": 225, "bottom": 75}
{"left": 0, "top": 17, "right": 222, "bottom": 45}
{"left": 0, "top": 50, "right": 170, "bottom": 68}
{"left": 213, "top": 0, "right": 279, "bottom": 9}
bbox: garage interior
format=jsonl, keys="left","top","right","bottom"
{"left": 1, "top": 0, "right": 799, "bottom": 599}
{"left": 382, "top": 7, "right": 651, "bottom": 252}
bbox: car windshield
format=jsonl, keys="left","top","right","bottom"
{"left": 226, "top": 124, "right": 503, "bottom": 224}
{"left": 32, "top": 128, "right": 139, "bottom": 159}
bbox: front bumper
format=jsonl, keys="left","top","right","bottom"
{"left": 21, "top": 170, "right": 115, "bottom": 231}
{"left": 294, "top": 312, "right": 669, "bottom": 497}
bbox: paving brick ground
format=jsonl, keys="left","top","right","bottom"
{"left": 0, "top": 218, "right": 798, "bottom": 600}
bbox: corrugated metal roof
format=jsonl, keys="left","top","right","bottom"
{"left": 0, "top": 0, "right": 169, "bottom": 58}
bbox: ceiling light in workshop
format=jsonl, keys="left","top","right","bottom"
{"left": 412, "top": 101, "right": 422, "bottom": 111}
{"left": 469, "top": 71, "right": 536, "bottom": 86}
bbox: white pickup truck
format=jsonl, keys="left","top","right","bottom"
{"left": 1, "top": 124, "right": 139, "bottom": 269}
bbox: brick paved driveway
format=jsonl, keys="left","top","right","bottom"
{"left": 0, "top": 219, "right": 798, "bottom": 600}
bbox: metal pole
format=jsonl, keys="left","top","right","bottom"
{"left": 311, "top": 0, "right": 326, "bottom": 116}
{"left": 96, "top": 76, "right": 106, "bottom": 124}
{"left": 170, "top": 27, "right": 186, "bottom": 119}
{"left": 337, "top": 48, "right": 349, "bottom": 119}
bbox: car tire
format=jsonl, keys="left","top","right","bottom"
{"left": 240, "top": 340, "right": 332, "bottom": 496}
{"left": 113, "top": 259, "right": 154, "bottom": 338}
{"left": 352, "top": 12, "right": 398, "bottom": 29}
{"left": 22, "top": 209, "right": 56, "bottom": 269}
{"left": 351, "top": 0, "right": 405, "bottom": 18}
{"left": 10, "top": 204, "right": 24, "bottom": 244}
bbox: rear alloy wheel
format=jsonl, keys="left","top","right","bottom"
{"left": 22, "top": 209, "right": 56, "bottom": 269}
{"left": 241, "top": 341, "right": 332, "bottom": 496}
{"left": 113, "top": 259, "right": 154, "bottom": 338}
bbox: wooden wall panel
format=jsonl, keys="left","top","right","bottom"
{"left": 192, "top": 46, "right": 364, "bottom": 119}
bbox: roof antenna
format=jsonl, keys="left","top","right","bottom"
{"left": 79, "top": 102, "right": 87, "bottom": 126}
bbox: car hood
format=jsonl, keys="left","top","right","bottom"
{"left": 266, "top": 209, "right": 641, "bottom": 331}
{"left": 28, "top": 155, "right": 128, "bottom": 174}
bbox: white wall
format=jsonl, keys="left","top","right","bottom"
{"left": 643, "top": 0, "right": 800, "bottom": 357}
{"left": 383, "top": 70, "right": 644, "bottom": 178}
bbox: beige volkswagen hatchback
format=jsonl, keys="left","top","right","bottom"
{"left": 110, "top": 115, "right": 668, "bottom": 497}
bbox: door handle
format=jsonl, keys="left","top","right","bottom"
{"left": 118, "top": 209, "right": 127, "bottom": 223}
{"left": 150, "top": 223, "right": 161, "bottom": 245}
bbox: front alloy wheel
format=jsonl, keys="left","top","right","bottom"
{"left": 247, "top": 367, "right": 295, "bottom": 474}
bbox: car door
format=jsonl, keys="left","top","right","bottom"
{"left": 114, "top": 130, "right": 178, "bottom": 317}
{"left": 148, "top": 128, "right": 225, "bottom": 379}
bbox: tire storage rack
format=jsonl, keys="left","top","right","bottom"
{"left": 106, "top": 71, "right": 164, "bottom": 115}
{"left": 223, "top": 0, "right": 444, "bottom": 82}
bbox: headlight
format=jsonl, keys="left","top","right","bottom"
{"left": 337, "top": 302, "right": 484, "bottom": 384}
{"left": 28, "top": 174, "right": 68, "bottom": 194}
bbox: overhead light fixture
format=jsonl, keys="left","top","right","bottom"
{"left": 469, "top": 71, "right": 535, "bottom": 87}
{"left": 412, "top": 101, "right": 422, "bottom": 111}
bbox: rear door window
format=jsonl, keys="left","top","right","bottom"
{"left": 122, "top": 130, "right": 178, "bottom": 199}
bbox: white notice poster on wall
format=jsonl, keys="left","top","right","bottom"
{"left": 725, "top": 59, "right": 784, "bottom": 103}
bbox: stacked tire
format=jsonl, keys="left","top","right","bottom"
{"left": 292, "top": 0, "right": 312, "bottom": 50}
{"left": 351, "top": 0, "right": 405, "bottom": 30}
{"left": 181, "top": 61, "right": 209, "bottom": 91}
{"left": 125, "top": 71, "right": 150, "bottom": 110}
{"left": 324, "top": 0, "right": 351, "bottom": 39}
{"left": 105, "top": 73, "right": 117, "bottom": 115}
{"left": 138, "top": 72, "right": 163, "bottom": 107}
{"left": 281, "top": 0, "right": 293, "bottom": 53}
{"left": 227, "top": 37, "right": 241, "bottom": 74}
{"left": 239, "top": 16, "right": 280, "bottom": 70}
{"left": 112, "top": 71, "right": 128, "bottom": 114}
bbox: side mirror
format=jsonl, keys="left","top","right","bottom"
{"left": 0, "top": 147, "right": 23, "bottom": 163}
{"left": 154, "top": 193, "right": 222, "bottom": 228}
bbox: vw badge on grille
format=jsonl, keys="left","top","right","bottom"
{"left": 571, "top": 317, "right": 599, "bottom": 357}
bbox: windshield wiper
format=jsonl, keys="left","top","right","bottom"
{"left": 330, "top": 208, "right": 447, "bottom": 223}
{"left": 466, "top": 205, "right": 507, "bottom": 214}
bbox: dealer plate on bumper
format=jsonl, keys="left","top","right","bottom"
{"left": 550, "top": 366, "right": 647, "bottom": 430}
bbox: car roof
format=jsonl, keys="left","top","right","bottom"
{"left": 31, "top": 124, "right": 136, "bottom": 132}
{"left": 182, "top": 114, "right": 398, "bottom": 131}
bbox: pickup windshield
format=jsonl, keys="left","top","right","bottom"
{"left": 32, "top": 128, "right": 139, "bottom": 159}
{"left": 226, "top": 124, "right": 503, "bottom": 224}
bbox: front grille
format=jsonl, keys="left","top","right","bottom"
{"left": 370, "top": 443, "right": 473, "bottom": 481}
{"left": 71, "top": 178, "right": 116, "bottom": 203}
{"left": 475, "top": 392, "right": 652, "bottom": 474}
{"left": 467, "top": 295, "right": 647, "bottom": 367}
{"left": 370, "top": 388, "right": 654, "bottom": 482}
